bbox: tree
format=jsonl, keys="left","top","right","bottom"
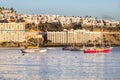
{"left": 10, "top": 8, "right": 14, "bottom": 12}
{"left": 38, "top": 23, "right": 47, "bottom": 32}
{"left": 25, "top": 23, "right": 36, "bottom": 31}
{"left": 1, "top": 42, "right": 7, "bottom": 47}
{"left": 27, "top": 37, "right": 44, "bottom": 46}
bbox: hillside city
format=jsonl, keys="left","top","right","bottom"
{"left": 0, "top": 7, "right": 120, "bottom": 47}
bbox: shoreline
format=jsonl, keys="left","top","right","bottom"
{"left": 0, "top": 44, "right": 120, "bottom": 48}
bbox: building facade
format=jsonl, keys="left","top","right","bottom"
{"left": 47, "top": 30, "right": 102, "bottom": 44}
{"left": 0, "top": 23, "right": 25, "bottom": 43}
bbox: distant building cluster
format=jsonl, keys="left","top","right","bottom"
{"left": 18, "top": 14, "right": 120, "bottom": 27}
{"left": 0, "top": 8, "right": 16, "bottom": 23}
{"left": 82, "top": 17, "right": 120, "bottom": 27}
{"left": 47, "top": 30, "right": 102, "bottom": 44}
{"left": 0, "top": 8, "right": 120, "bottom": 44}
{"left": 0, "top": 8, "right": 120, "bottom": 27}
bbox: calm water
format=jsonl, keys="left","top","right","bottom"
{"left": 0, "top": 47, "right": 120, "bottom": 80}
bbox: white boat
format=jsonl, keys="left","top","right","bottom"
{"left": 21, "top": 48, "right": 47, "bottom": 53}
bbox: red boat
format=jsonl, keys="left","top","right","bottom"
{"left": 84, "top": 48, "right": 110, "bottom": 53}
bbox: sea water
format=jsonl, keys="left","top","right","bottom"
{"left": 0, "top": 47, "right": 120, "bottom": 80}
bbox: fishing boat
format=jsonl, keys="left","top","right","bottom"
{"left": 84, "top": 47, "right": 110, "bottom": 53}
{"left": 83, "top": 40, "right": 111, "bottom": 53}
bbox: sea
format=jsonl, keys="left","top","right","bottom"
{"left": 0, "top": 47, "right": 120, "bottom": 80}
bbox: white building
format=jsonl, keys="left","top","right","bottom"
{"left": 47, "top": 30, "right": 102, "bottom": 44}
{"left": 0, "top": 23, "right": 25, "bottom": 42}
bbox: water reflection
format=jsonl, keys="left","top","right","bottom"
{"left": 82, "top": 54, "right": 105, "bottom": 80}
{"left": 0, "top": 47, "right": 120, "bottom": 80}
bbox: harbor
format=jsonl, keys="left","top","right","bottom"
{"left": 0, "top": 47, "right": 120, "bottom": 80}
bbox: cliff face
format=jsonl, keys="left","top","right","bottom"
{"left": 82, "top": 26, "right": 120, "bottom": 32}
{"left": 103, "top": 34, "right": 120, "bottom": 46}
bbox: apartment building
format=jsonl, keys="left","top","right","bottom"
{"left": 0, "top": 23, "right": 25, "bottom": 42}
{"left": 47, "top": 31, "right": 67, "bottom": 44}
{"left": 47, "top": 30, "right": 102, "bottom": 44}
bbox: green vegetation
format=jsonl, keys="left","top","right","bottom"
{"left": 25, "top": 23, "right": 37, "bottom": 31}
{"left": 0, "top": 37, "right": 44, "bottom": 47}
{"left": 0, "top": 7, "right": 14, "bottom": 11}
{"left": 0, "top": 41, "right": 20, "bottom": 47}
{"left": 25, "top": 22, "right": 82, "bottom": 32}
{"left": 27, "top": 38, "right": 44, "bottom": 46}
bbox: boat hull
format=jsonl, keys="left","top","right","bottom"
{"left": 62, "top": 47, "right": 71, "bottom": 50}
{"left": 70, "top": 47, "right": 81, "bottom": 51}
{"left": 21, "top": 48, "right": 47, "bottom": 53}
{"left": 84, "top": 48, "right": 110, "bottom": 53}
{"left": 62, "top": 47, "right": 81, "bottom": 51}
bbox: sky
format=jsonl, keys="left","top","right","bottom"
{"left": 0, "top": 0, "right": 120, "bottom": 20}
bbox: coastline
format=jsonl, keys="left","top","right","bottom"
{"left": 0, "top": 44, "right": 120, "bottom": 48}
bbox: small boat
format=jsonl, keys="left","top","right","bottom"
{"left": 62, "top": 46, "right": 81, "bottom": 51}
{"left": 62, "top": 47, "right": 71, "bottom": 50}
{"left": 84, "top": 47, "right": 110, "bottom": 53}
{"left": 70, "top": 47, "right": 81, "bottom": 51}
{"left": 21, "top": 48, "right": 47, "bottom": 53}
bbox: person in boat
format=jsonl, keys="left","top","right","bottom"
{"left": 95, "top": 48, "right": 102, "bottom": 50}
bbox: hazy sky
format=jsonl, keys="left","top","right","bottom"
{"left": 0, "top": 0, "right": 120, "bottom": 20}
